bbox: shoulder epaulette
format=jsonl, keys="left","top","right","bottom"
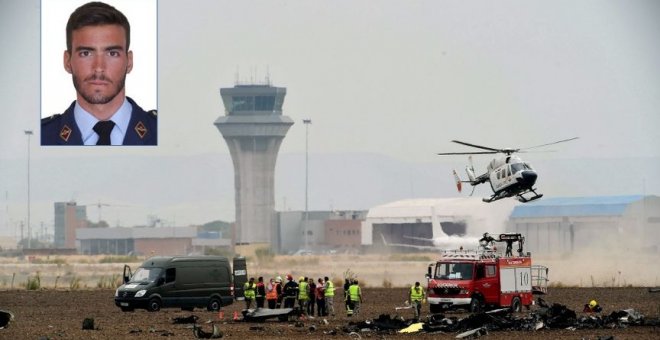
{"left": 41, "top": 114, "right": 62, "bottom": 124}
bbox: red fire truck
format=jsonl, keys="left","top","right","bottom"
{"left": 425, "top": 233, "right": 548, "bottom": 313}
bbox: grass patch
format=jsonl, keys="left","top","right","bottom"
{"left": 26, "top": 272, "right": 41, "bottom": 290}
{"left": 99, "top": 255, "right": 139, "bottom": 264}
{"left": 97, "top": 274, "right": 121, "bottom": 289}
{"left": 30, "top": 257, "right": 67, "bottom": 265}
{"left": 287, "top": 257, "right": 320, "bottom": 266}
{"left": 548, "top": 281, "right": 579, "bottom": 288}
{"left": 69, "top": 276, "right": 82, "bottom": 290}
{"left": 387, "top": 254, "right": 432, "bottom": 262}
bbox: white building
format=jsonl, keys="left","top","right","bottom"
{"left": 362, "top": 197, "right": 518, "bottom": 249}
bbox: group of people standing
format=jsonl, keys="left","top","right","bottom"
{"left": 242, "top": 275, "right": 336, "bottom": 317}
{"left": 241, "top": 276, "right": 425, "bottom": 320}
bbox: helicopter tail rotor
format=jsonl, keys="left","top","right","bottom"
{"left": 453, "top": 170, "right": 463, "bottom": 193}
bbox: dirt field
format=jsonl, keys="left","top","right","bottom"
{"left": 1, "top": 287, "right": 658, "bottom": 339}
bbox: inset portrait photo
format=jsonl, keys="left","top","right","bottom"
{"left": 41, "top": 0, "right": 157, "bottom": 146}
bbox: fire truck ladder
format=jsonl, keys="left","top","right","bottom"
{"left": 531, "top": 265, "right": 549, "bottom": 295}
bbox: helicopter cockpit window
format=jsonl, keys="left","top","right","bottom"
{"left": 511, "top": 163, "right": 524, "bottom": 173}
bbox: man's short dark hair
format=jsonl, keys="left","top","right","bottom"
{"left": 66, "top": 1, "right": 130, "bottom": 52}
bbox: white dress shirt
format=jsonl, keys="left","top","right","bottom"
{"left": 73, "top": 99, "right": 132, "bottom": 145}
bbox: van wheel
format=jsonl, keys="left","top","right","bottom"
{"left": 148, "top": 298, "right": 161, "bottom": 312}
{"left": 207, "top": 298, "right": 221, "bottom": 311}
{"left": 510, "top": 297, "right": 522, "bottom": 313}
{"left": 469, "top": 297, "right": 481, "bottom": 313}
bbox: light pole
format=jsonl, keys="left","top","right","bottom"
{"left": 303, "top": 119, "right": 312, "bottom": 249}
{"left": 24, "top": 130, "right": 33, "bottom": 249}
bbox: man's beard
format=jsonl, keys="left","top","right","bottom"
{"left": 72, "top": 72, "right": 126, "bottom": 105}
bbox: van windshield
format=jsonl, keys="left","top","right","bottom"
{"left": 434, "top": 262, "right": 474, "bottom": 280}
{"left": 129, "top": 267, "right": 162, "bottom": 283}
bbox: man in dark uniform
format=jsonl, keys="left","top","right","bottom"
{"left": 42, "top": 1, "right": 156, "bottom": 145}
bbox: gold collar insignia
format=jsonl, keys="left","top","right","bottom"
{"left": 60, "top": 125, "right": 72, "bottom": 142}
{"left": 135, "top": 121, "right": 147, "bottom": 139}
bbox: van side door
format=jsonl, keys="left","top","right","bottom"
{"left": 160, "top": 267, "right": 177, "bottom": 307}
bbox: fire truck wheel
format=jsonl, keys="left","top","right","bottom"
{"left": 429, "top": 303, "right": 443, "bottom": 314}
{"left": 510, "top": 297, "right": 522, "bottom": 313}
{"left": 469, "top": 297, "right": 481, "bottom": 313}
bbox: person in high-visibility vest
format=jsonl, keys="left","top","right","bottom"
{"left": 243, "top": 277, "right": 256, "bottom": 309}
{"left": 409, "top": 281, "right": 425, "bottom": 320}
{"left": 324, "top": 276, "right": 335, "bottom": 316}
{"left": 298, "top": 276, "right": 310, "bottom": 314}
{"left": 346, "top": 279, "right": 363, "bottom": 316}
{"left": 266, "top": 277, "right": 279, "bottom": 309}
{"left": 343, "top": 278, "right": 351, "bottom": 313}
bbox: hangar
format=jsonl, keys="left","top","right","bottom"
{"left": 507, "top": 195, "right": 660, "bottom": 256}
{"left": 361, "top": 197, "right": 518, "bottom": 250}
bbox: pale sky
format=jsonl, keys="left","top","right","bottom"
{"left": 1, "top": 0, "right": 659, "bottom": 234}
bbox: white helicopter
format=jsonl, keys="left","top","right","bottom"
{"left": 438, "top": 138, "right": 578, "bottom": 203}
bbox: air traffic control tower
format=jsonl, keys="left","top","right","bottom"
{"left": 214, "top": 83, "right": 294, "bottom": 246}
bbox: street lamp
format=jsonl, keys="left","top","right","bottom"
{"left": 303, "top": 119, "right": 312, "bottom": 249}
{"left": 24, "top": 130, "right": 33, "bottom": 249}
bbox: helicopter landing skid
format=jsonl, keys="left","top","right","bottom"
{"left": 517, "top": 190, "right": 543, "bottom": 203}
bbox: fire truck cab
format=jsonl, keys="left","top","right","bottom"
{"left": 425, "top": 233, "right": 548, "bottom": 313}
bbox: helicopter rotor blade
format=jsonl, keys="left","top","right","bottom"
{"left": 521, "top": 137, "right": 579, "bottom": 150}
{"left": 451, "top": 140, "right": 501, "bottom": 152}
{"left": 437, "top": 151, "right": 499, "bottom": 155}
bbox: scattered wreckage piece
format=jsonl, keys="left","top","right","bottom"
{"left": 172, "top": 315, "right": 199, "bottom": 324}
{"left": 535, "top": 302, "right": 577, "bottom": 329}
{"left": 240, "top": 307, "right": 303, "bottom": 322}
{"left": 343, "top": 314, "right": 411, "bottom": 334}
{"left": 82, "top": 317, "right": 95, "bottom": 330}
{"left": 648, "top": 287, "right": 660, "bottom": 293}
{"left": 0, "top": 310, "right": 14, "bottom": 329}
{"left": 192, "top": 324, "right": 222, "bottom": 339}
{"left": 398, "top": 322, "right": 424, "bottom": 333}
{"left": 456, "top": 327, "right": 488, "bottom": 339}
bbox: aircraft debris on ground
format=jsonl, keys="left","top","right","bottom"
{"left": 241, "top": 307, "right": 303, "bottom": 322}
{"left": 337, "top": 298, "right": 659, "bottom": 337}
{"left": 0, "top": 310, "right": 13, "bottom": 329}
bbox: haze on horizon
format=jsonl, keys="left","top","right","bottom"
{"left": 1, "top": 0, "right": 659, "bottom": 235}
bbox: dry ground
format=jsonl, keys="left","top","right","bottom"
{"left": 0, "top": 287, "right": 658, "bottom": 339}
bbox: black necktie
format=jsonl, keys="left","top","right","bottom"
{"left": 93, "top": 120, "right": 115, "bottom": 145}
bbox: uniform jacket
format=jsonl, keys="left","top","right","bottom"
{"left": 41, "top": 97, "right": 157, "bottom": 145}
